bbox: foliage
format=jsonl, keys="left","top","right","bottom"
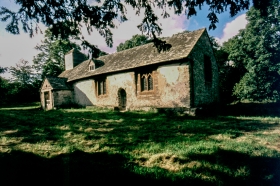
{"left": 0, "top": 105, "right": 279, "bottom": 185}
{"left": 0, "top": 67, "right": 8, "bottom": 105}
{"left": 0, "top": 0, "right": 271, "bottom": 57}
{"left": 0, "top": 76, "right": 9, "bottom": 105}
{"left": 33, "top": 29, "right": 81, "bottom": 78}
{"left": 211, "top": 37, "right": 248, "bottom": 104}
{"left": 116, "top": 34, "right": 150, "bottom": 52}
{"left": 0, "top": 66, "right": 7, "bottom": 74}
{"left": 210, "top": 37, "right": 233, "bottom": 104}
{"left": 227, "top": 0, "right": 280, "bottom": 101}
{"left": 9, "top": 59, "right": 37, "bottom": 85}
{"left": 33, "top": 28, "right": 108, "bottom": 78}
{"left": 7, "top": 60, "right": 41, "bottom": 104}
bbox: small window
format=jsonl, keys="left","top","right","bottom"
{"left": 97, "top": 78, "right": 106, "bottom": 95}
{"left": 140, "top": 72, "right": 153, "bottom": 91}
{"left": 89, "top": 64, "right": 95, "bottom": 71}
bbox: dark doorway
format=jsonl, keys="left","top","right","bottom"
{"left": 44, "top": 91, "right": 50, "bottom": 110}
{"left": 118, "top": 89, "right": 126, "bottom": 111}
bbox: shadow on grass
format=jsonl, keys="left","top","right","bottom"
{"left": 186, "top": 149, "right": 280, "bottom": 186}
{"left": 220, "top": 102, "right": 280, "bottom": 117}
{"left": 0, "top": 106, "right": 279, "bottom": 145}
{"left": 0, "top": 149, "right": 279, "bottom": 186}
{"left": 0, "top": 150, "right": 210, "bottom": 186}
{"left": 0, "top": 103, "right": 280, "bottom": 185}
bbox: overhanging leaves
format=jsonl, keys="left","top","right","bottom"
{"left": 0, "top": 0, "right": 273, "bottom": 56}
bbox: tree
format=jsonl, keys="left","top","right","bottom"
{"left": 8, "top": 59, "right": 41, "bottom": 103}
{"left": 0, "top": 67, "right": 9, "bottom": 105}
{"left": 227, "top": 0, "right": 280, "bottom": 101}
{"left": 211, "top": 37, "right": 247, "bottom": 104}
{"left": 33, "top": 29, "right": 82, "bottom": 77}
{"left": 116, "top": 34, "right": 150, "bottom": 52}
{"left": 0, "top": 0, "right": 273, "bottom": 57}
{"left": 0, "top": 66, "right": 7, "bottom": 74}
{"left": 33, "top": 28, "right": 108, "bottom": 78}
{"left": 9, "top": 59, "right": 36, "bottom": 85}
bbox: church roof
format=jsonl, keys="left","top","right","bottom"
{"left": 59, "top": 28, "right": 206, "bottom": 82}
{"left": 45, "top": 77, "right": 72, "bottom": 90}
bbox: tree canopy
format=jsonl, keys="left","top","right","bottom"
{"left": 9, "top": 59, "right": 37, "bottom": 85}
{"left": 0, "top": 0, "right": 275, "bottom": 57}
{"left": 116, "top": 34, "right": 150, "bottom": 52}
{"left": 0, "top": 66, "right": 7, "bottom": 74}
{"left": 33, "top": 29, "right": 82, "bottom": 77}
{"left": 225, "top": 0, "right": 280, "bottom": 101}
{"left": 3, "top": 59, "right": 41, "bottom": 104}
{"left": 33, "top": 28, "right": 108, "bottom": 78}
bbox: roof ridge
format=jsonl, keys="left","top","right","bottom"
{"left": 59, "top": 28, "right": 208, "bottom": 82}
{"left": 99, "top": 29, "right": 205, "bottom": 57}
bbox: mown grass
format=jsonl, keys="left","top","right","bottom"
{"left": 0, "top": 103, "right": 279, "bottom": 185}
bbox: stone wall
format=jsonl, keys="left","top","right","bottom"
{"left": 156, "top": 63, "right": 191, "bottom": 108}
{"left": 189, "top": 31, "right": 219, "bottom": 107}
{"left": 53, "top": 90, "right": 74, "bottom": 107}
{"left": 96, "top": 72, "right": 135, "bottom": 108}
{"left": 73, "top": 79, "right": 95, "bottom": 106}
{"left": 73, "top": 62, "right": 191, "bottom": 109}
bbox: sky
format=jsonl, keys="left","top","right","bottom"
{"left": 0, "top": 1, "right": 249, "bottom": 78}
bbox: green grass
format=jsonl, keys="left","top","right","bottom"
{"left": 0, "top": 103, "right": 279, "bottom": 185}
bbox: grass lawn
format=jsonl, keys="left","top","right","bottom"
{"left": 0, "top": 103, "right": 279, "bottom": 185}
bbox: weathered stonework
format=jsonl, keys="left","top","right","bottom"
{"left": 71, "top": 62, "right": 191, "bottom": 110}
{"left": 53, "top": 90, "right": 73, "bottom": 108}
{"left": 189, "top": 31, "right": 219, "bottom": 107}
{"left": 157, "top": 63, "right": 191, "bottom": 108}
{"left": 40, "top": 28, "right": 220, "bottom": 114}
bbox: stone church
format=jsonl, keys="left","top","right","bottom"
{"left": 40, "top": 28, "right": 219, "bottom": 113}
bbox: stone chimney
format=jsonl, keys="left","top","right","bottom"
{"left": 64, "top": 49, "right": 87, "bottom": 70}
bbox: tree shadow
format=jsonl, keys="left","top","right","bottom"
{"left": 0, "top": 106, "right": 280, "bottom": 185}
{"left": 0, "top": 150, "right": 210, "bottom": 186}
{"left": 185, "top": 149, "right": 280, "bottom": 186}
{"left": 220, "top": 102, "right": 280, "bottom": 117}
{"left": 0, "top": 148, "right": 279, "bottom": 186}
{"left": 0, "top": 108, "right": 279, "bottom": 145}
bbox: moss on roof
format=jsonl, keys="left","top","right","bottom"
{"left": 59, "top": 28, "right": 206, "bottom": 82}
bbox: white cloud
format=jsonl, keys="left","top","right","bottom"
{"left": 218, "top": 14, "right": 248, "bottom": 44}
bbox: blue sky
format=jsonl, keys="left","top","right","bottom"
{"left": 0, "top": 1, "right": 249, "bottom": 77}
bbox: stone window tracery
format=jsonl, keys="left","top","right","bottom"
{"left": 140, "top": 73, "right": 153, "bottom": 91}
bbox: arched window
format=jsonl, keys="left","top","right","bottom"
{"left": 141, "top": 74, "right": 147, "bottom": 91}
{"left": 140, "top": 73, "right": 153, "bottom": 91}
{"left": 148, "top": 74, "right": 153, "bottom": 90}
